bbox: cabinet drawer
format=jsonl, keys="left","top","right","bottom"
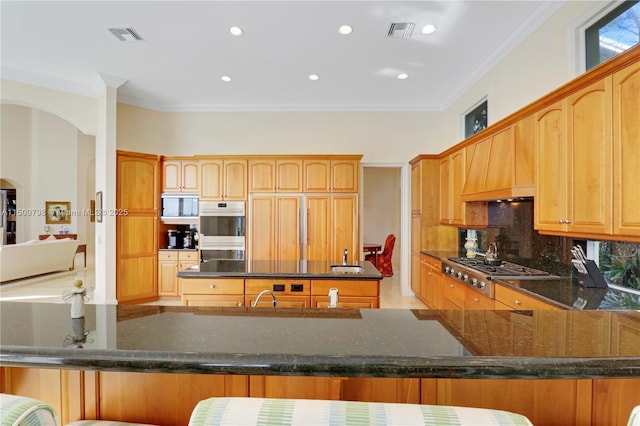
{"left": 178, "top": 251, "right": 198, "bottom": 261}
{"left": 158, "top": 251, "right": 179, "bottom": 261}
{"left": 181, "top": 278, "right": 244, "bottom": 295}
{"left": 245, "top": 279, "right": 311, "bottom": 295}
{"left": 312, "top": 296, "right": 378, "bottom": 309}
{"left": 422, "top": 256, "right": 442, "bottom": 271}
{"left": 311, "top": 280, "right": 379, "bottom": 297}
{"left": 495, "top": 285, "right": 560, "bottom": 310}
{"left": 442, "top": 277, "right": 465, "bottom": 308}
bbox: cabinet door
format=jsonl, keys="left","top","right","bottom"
{"left": 411, "top": 162, "right": 422, "bottom": 214}
{"left": 566, "top": 77, "right": 612, "bottom": 235}
{"left": 411, "top": 215, "right": 421, "bottom": 296}
{"left": 303, "top": 159, "right": 331, "bottom": 192}
{"left": 158, "top": 251, "right": 178, "bottom": 296}
{"left": 276, "top": 159, "right": 303, "bottom": 192}
{"left": 306, "top": 196, "right": 330, "bottom": 261}
{"left": 162, "top": 160, "right": 181, "bottom": 192}
{"left": 117, "top": 215, "right": 158, "bottom": 302}
{"left": 200, "top": 160, "right": 223, "bottom": 200}
{"left": 613, "top": 61, "right": 640, "bottom": 238}
{"left": 181, "top": 161, "right": 200, "bottom": 192}
{"left": 442, "top": 276, "right": 464, "bottom": 309}
{"left": 223, "top": 160, "right": 247, "bottom": 200}
{"left": 249, "top": 159, "right": 276, "bottom": 192}
{"left": 450, "top": 150, "right": 466, "bottom": 225}
{"left": 118, "top": 155, "right": 159, "bottom": 214}
{"left": 439, "top": 156, "right": 452, "bottom": 224}
{"left": 275, "top": 196, "right": 301, "bottom": 261}
{"left": 249, "top": 196, "right": 275, "bottom": 261}
{"left": 331, "top": 159, "right": 359, "bottom": 192}
{"left": 464, "top": 287, "right": 494, "bottom": 310}
{"left": 330, "top": 195, "right": 358, "bottom": 264}
{"left": 535, "top": 99, "right": 568, "bottom": 233}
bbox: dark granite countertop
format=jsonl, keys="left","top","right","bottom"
{"left": 177, "top": 260, "right": 383, "bottom": 280}
{"left": 1, "top": 302, "right": 639, "bottom": 379}
{"left": 421, "top": 250, "right": 640, "bottom": 311}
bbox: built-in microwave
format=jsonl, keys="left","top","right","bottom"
{"left": 160, "top": 193, "right": 198, "bottom": 221}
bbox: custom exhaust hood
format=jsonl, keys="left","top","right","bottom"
{"left": 460, "top": 119, "right": 535, "bottom": 202}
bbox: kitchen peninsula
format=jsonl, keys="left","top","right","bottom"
{"left": 177, "top": 260, "right": 383, "bottom": 308}
{"left": 1, "top": 302, "right": 639, "bottom": 425}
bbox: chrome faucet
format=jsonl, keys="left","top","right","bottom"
{"left": 343, "top": 248, "right": 348, "bottom": 265}
{"left": 253, "top": 290, "right": 277, "bottom": 307}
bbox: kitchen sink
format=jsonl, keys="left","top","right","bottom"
{"left": 330, "top": 265, "right": 364, "bottom": 274}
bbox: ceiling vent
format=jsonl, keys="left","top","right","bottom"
{"left": 387, "top": 23, "right": 415, "bottom": 38}
{"left": 108, "top": 27, "right": 143, "bottom": 42}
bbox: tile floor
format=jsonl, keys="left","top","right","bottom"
{"left": 0, "top": 254, "right": 427, "bottom": 309}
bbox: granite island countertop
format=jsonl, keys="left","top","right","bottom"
{"left": 177, "top": 259, "right": 383, "bottom": 280}
{"left": 1, "top": 302, "right": 639, "bottom": 379}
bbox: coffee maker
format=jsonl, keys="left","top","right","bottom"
{"left": 167, "top": 230, "right": 178, "bottom": 249}
{"left": 183, "top": 230, "right": 197, "bottom": 249}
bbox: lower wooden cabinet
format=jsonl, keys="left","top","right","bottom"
{"left": 311, "top": 279, "right": 379, "bottom": 308}
{"left": 4, "top": 367, "right": 638, "bottom": 426}
{"left": 158, "top": 251, "right": 198, "bottom": 297}
{"left": 420, "top": 255, "right": 443, "bottom": 309}
{"left": 181, "top": 278, "right": 244, "bottom": 307}
{"left": 245, "top": 278, "right": 311, "bottom": 308}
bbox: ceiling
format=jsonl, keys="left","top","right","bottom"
{"left": 1, "top": 1, "right": 564, "bottom": 112}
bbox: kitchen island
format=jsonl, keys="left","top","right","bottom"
{"left": 1, "top": 302, "right": 639, "bottom": 425}
{"left": 177, "top": 260, "right": 383, "bottom": 308}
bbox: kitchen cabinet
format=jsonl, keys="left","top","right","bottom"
{"left": 248, "top": 158, "right": 303, "bottom": 193}
{"left": 303, "top": 158, "right": 359, "bottom": 193}
{"left": 306, "top": 195, "right": 358, "bottom": 263}
{"left": 420, "top": 255, "right": 443, "bottom": 309}
{"left": 535, "top": 77, "right": 613, "bottom": 235}
{"left": 158, "top": 250, "right": 198, "bottom": 297}
{"left": 610, "top": 312, "right": 640, "bottom": 356}
{"left": 311, "top": 279, "right": 379, "bottom": 308}
{"left": 162, "top": 158, "right": 199, "bottom": 193}
{"left": 181, "top": 278, "right": 245, "bottom": 307}
{"left": 199, "top": 158, "right": 247, "bottom": 201}
{"left": 411, "top": 215, "right": 421, "bottom": 296}
{"left": 439, "top": 150, "right": 487, "bottom": 227}
{"left": 613, "top": 60, "right": 640, "bottom": 239}
{"left": 116, "top": 151, "right": 160, "bottom": 303}
{"left": 249, "top": 196, "right": 301, "bottom": 261}
{"left": 245, "top": 279, "right": 311, "bottom": 308}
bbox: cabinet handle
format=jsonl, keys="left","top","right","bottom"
{"left": 238, "top": 302, "right": 243, "bottom": 307}
{"left": 209, "top": 284, "right": 216, "bottom": 289}
{"left": 474, "top": 297, "right": 479, "bottom": 302}
{"left": 559, "top": 219, "right": 564, "bottom": 224}
{"left": 450, "top": 284, "right": 454, "bottom": 288}
{"left": 565, "top": 220, "right": 571, "bottom": 224}
{"left": 514, "top": 299, "right": 522, "bottom": 305}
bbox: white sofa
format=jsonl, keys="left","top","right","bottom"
{"left": 0, "top": 238, "right": 79, "bottom": 282}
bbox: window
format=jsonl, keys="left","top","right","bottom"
{"left": 586, "top": 0, "right": 640, "bottom": 70}
{"left": 588, "top": 240, "right": 640, "bottom": 291}
{"left": 464, "top": 100, "right": 488, "bottom": 138}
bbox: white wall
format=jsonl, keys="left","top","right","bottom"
{"left": 0, "top": 106, "right": 95, "bottom": 242}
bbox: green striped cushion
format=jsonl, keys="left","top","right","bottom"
{"left": 0, "top": 393, "right": 60, "bottom": 426}
{"left": 188, "top": 397, "right": 533, "bottom": 426}
{"left": 629, "top": 406, "right": 640, "bottom": 426}
{"left": 66, "top": 421, "right": 158, "bottom": 425}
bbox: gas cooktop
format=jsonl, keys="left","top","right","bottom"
{"left": 447, "top": 257, "right": 560, "bottom": 279}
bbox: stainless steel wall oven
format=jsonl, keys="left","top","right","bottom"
{"left": 199, "top": 201, "right": 245, "bottom": 268}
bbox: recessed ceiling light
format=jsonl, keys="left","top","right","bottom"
{"left": 221, "top": 76, "right": 232, "bottom": 82}
{"left": 308, "top": 74, "right": 319, "bottom": 81}
{"left": 397, "top": 73, "right": 409, "bottom": 80}
{"left": 229, "top": 26, "right": 243, "bottom": 36}
{"left": 338, "top": 25, "right": 353, "bottom": 35}
{"left": 421, "top": 24, "right": 437, "bottom": 35}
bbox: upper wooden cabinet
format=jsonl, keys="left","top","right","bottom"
{"left": 303, "top": 158, "right": 359, "bottom": 193}
{"left": 440, "top": 150, "right": 487, "bottom": 227}
{"left": 162, "top": 159, "right": 199, "bottom": 193}
{"left": 535, "top": 77, "right": 613, "bottom": 236}
{"left": 461, "top": 116, "right": 535, "bottom": 202}
{"left": 249, "top": 158, "right": 303, "bottom": 193}
{"left": 613, "top": 60, "right": 640, "bottom": 239}
{"left": 306, "top": 195, "right": 358, "bottom": 263}
{"left": 249, "top": 195, "right": 301, "bottom": 261}
{"left": 199, "top": 158, "right": 247, "bottom": 201}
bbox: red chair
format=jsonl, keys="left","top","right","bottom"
{"left": 365, "top": 234, "right": 396, "bottom": 277}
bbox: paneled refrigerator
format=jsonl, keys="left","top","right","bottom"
{"left": 248, "top": 194, "right": 358, "bottom": 264}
